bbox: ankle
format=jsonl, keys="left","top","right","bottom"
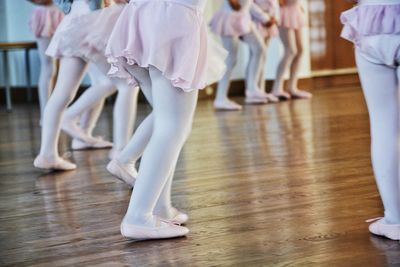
{"left": 124, "top": 211, "right": 154, "bottom": 226}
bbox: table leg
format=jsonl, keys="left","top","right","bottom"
{"left": 25, "top": 48, "right": 32, "bottom": 102}
{"left": 3, "top": 50, "right": 12, "bottom": 111}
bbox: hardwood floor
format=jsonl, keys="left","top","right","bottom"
{"left": 0, "top": 86, "right": 399, "bottom": 267}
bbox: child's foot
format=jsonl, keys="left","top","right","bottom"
{"left": 34, "top": 155, "right": 76, "bottom": 171}
{"left": 245, "top": 90, "right": 268, "bottom": 104}
{"left": 367, "top": 218, "right": 400, "bottom": 240}
{"left": 107, "top": 159, "right": 137, "bottom": 187}
{"left": 61, "top": 117, "right": 94, "bottom": 144}
{"left": 71, "top": 137, "right": 113, "bottom": 150}
{"left": 289, "top": 89, "right": 312, "bottom": 99}
{"left": 271, "top": 91, "right": 291, "bottom": 101}
{"left": 155, "top": 207, "right": 189, "bottom": 225}
{"left": 214, "top": 99, "right": 242, "bottom": 111}
{"left": 120, "top": 216, "right": 189, "bottom": 240}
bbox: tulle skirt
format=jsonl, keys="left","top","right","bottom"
{"left": 30, "top": 5, "right": 64, "bottom": 38}
{"left": 280, "top": 3, "right": 306, "bottom": 29}
{"left": 210, "top": 10, "right": 253, "bottom": 37}
{"left": 106, "top": 0, "right": 227, "bottom": 91}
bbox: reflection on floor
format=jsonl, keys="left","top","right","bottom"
{"left": 0, "top": 86, "right": 399, "bottom": 266}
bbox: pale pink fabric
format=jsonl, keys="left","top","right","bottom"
{"left": 254, "top": 0, "right": 279, "bottom": 37}
{"left": 341, "top": 3, "right": 400, "bottom": 67}
{"left": 106, "top": 0, "right": 226, "bottom": 91}
{"left": 46, "top": 1, "right": 93, "bottom": 59}
{"left": 279, "top": 1, "right": 306, "bottom": 29}
{"left": 341, "top": 3, "right": 400, "bottom": 45}
{"left": 210, "top": 10, "right": 253, "bottom": 37}
{"left": 30, "top": 5, "right": 64, "bottom": 38}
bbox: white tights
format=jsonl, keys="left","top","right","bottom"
{"left": 63, "top": 59, "right": 139, "bottom": 151}
{"left": 214, "top": 29, "right": 266, "bottom": 102}
{"left": 122, "top": 66, "right": 198, "bottom": 226}
{"left": 36, "top": 37, "right": 57, "bottom": 120}
{"left": 272, "top": 27, "right": 303, "bottom": 93}
{"left": 258, "top": 37, "right": 271, "bottom": 92}
{"left": 39, "top": 56, "right": 138, "bottom": 160}
{"left": 356, "top": 50, "right": 400, "bottom": 224}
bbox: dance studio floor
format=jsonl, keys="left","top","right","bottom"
{"left": 1, "top": 86, "right": 399, "bottom": 266}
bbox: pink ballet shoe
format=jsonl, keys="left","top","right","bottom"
{"left": 107, "top": 159, "right": 137, "bottom": 186}
{"left": 289, "top": 89, "right": 313, "bottom": 99}
{"left": 367, "top": 218, "right": 400, "bottom": 241}
{"left": 120, "top": 217, "right": 189, "bottom": 240}
{"left": 71, "top": 137, "right": 113, "bottom": 150}
{"left": 214, "top": 99, "right": 242, "bottom": 111}
{"left": 265, "top": 93, "right": 279, "bottom": 103}
{"left": 170, "top": 208, "right": 189, "bottom": 225}
{"left": 245, "top": 90, "right": 268, "bottom": 104}
{"left": 61, "top": 118, "right": 94, "bottom": 144}
{"left": 34, "top": 155, "right": 77, "bottom": 171}
{"left": 272, "top": 91, "right": 291, "bottom": 101}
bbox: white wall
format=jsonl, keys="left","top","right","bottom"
{"left": 0, "top": 0, "right": 312, "bottom": 87}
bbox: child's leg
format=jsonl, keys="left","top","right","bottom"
{"left": 356, "top": 50, "right": 400, "bottom": 224}
{"left": 36, "top": 37, "right": 56, "bottom": 120}
{"left": 287, "top": 28, "right": 312, "bottom": 99}
{"left": 271, "top": 27, "right": 296, "bottom": 99}
{"left": 116, "top": 65, "right": 154, "bottom": 164}
{"left": 213, "top": 36, "right": 242, "bottom": 110}
{"left": 35, "top": 57, "right": 88, "bottom": 170}
{"left": 258, "top": 36, "right": 279, "bottom": 103}
{"left": 79, "top": 64, "right": 110, "bottom": 136}
{"left": 112, "top": 79, "right": 139, "bottom": 152}
{"left": 124, "top": 66, "right": 198, "bottom": 227}
{"left": 242, "top": 29, "right": 268, "bottom": 103}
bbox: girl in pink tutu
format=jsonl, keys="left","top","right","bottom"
{"left": 271, "top": 0, "right": 312, "bottom": 100}
{"left": 28, "top": 0, "right": 113, "bottom": 150}
{"left": 341, "top": 0, "right": 400, "bottom": 241}
{"left": 34, "top": 0, "right": 139, "bottom": 171}
{"left": 106, "top": 0, "right": 226, "bottom": 240}
{"left": 210, "top": 0, "right": 277, "bottom": 110}
{"left": 254, "top": 0, "right": 280, "bottom": 99}
{"left": 28, "top": 0, "right": 64, "bottom": 120}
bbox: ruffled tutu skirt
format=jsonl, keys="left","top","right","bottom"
{"left": 210, "top": 10, "right": 253, "bottom": 37}
{"left": 46, "top": 1, "right": 93, "bottom": 58}
{"left": 106, "top": 0, "right": 227, "bottom": 91}
{"left": 341, "top": 3, "right": 400, "bottom": 45}
{"left": 341, "top": 2, "right": 400, "bottom": 66}
{"left": 280, "top": 3, "right": 306, "bottom": 29}
{"left": 30, "top": 5, "right": 64, "bottom": 38}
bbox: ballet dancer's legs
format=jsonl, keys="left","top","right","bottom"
{"left": 62, "top": 57, "right": 139, "bottom": 154}
{"left": 271, "top": 27, "right": 296, "bottom": 100}
{"left": 36, "top": 37, "right": 57, "bottom": 120}
{"left": 287, "top": 28, "right": 312, "bottom": 99}
{"left": 124, "top": 66, "right": 197, "bottom": 229}
{"left": 356, "top": 50, "right": 400, "bottom": 240}
{"left": 356, "top": 51, "right": 400, "bottom": 223}
{"left": 241, "top": 29, "right": 268, "bottom": 104}
{"left": 34, "top": 57, "right": 88, "bottom": 170}
{"left": 213, "top": 36, "right": 242, "bottom": 110}
{"left": 257, "top": 36, "right": 278, "bottom": 103}
{"left": 70, "top": 64, "right": 112, "bottom": 150}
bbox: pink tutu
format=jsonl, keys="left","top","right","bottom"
{"left": 279, "top": 2, "right": 306, "bottom": 29}
{"left": 254, "top": 0, "right": 280, "bottom": 37}
{"left": 341, "top": 3, "right": 400, "bottom": 45}
{"left": 29, "top": 5, "right": 64, "bottom": 38}
{"left": 106, "top": 0, "right": 226, "bottom": 91}
{"left": 210, "top": 10, "right": 252, "bottom": 37}
{"left": 46, "top": 1, "right": 98, "bottom": 59}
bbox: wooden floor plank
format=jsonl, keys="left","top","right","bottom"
{"left": 1, "top": 86, "right": 399, "bottom": 267}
